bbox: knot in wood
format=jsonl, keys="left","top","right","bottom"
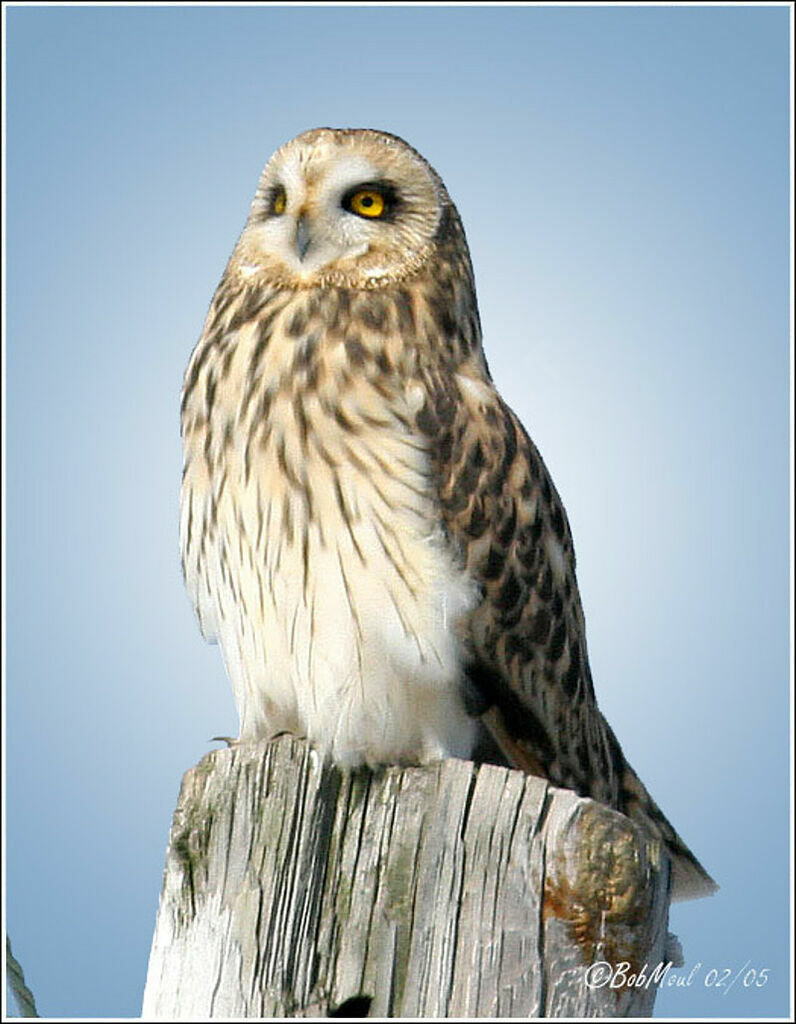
{"left": 544, "top": 801, "right": 661, "bottom": 969}
{"left": 566, "top": 803, "right": 651, "bottom": 920}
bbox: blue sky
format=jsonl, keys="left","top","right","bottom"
{"left": 5, "top": 5, "right": 791, "bottom": 1018}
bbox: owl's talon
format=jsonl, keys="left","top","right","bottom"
{"left": 210, "top": 735, "right": 239, "bottom": 748}
{"left": 268, "top": 730, "right": 309, "bottom": 743}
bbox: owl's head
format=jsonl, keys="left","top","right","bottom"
{"left": 232, "top": 128, "right": 457, "bottom": 290}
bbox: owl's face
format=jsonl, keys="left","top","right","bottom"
{"left": 233, "top": 128, "right": 448, "bottom": 289}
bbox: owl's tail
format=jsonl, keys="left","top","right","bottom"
{"left": 475, "top": 706, "right": 718, "bottom": 903}
{"left": 620, "top": 761, "right": 718, "bottom": 903}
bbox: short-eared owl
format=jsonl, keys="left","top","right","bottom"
{"left": 180, "top": 128, "right": 715, "bottom": 901}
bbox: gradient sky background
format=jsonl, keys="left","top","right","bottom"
{"left": 5, "top": 5, "right": 791, "bottom": 1019}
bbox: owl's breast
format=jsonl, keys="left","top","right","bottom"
{"left": 180, "top": 309, "right": 478, "bottom": 764}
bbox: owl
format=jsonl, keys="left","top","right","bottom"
{"left": 180, "top": 128, "right": 716, "bottom": 901}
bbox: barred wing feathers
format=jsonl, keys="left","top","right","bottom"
{"left": 417, "top": 363, "right": 717, "bottom": 902}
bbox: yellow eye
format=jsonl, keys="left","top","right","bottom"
{"left": 272, "top": 188, "right": 286, "bottom": 215}
{"left": 349, "top": 189, "right": 385, "bottom": 218}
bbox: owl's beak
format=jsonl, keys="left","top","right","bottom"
{"left": 295, "top": 214, "right": 312, "bottom": 262}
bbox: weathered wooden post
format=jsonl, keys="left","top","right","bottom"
{"left": 143, "top": 735, "right": 675, "bottom": 1017}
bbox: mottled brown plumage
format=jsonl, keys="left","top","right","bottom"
{"left": 180, "top": 128, "right": 716, "bottom": 901}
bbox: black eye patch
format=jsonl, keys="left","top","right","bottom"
{"left": 266, "top": 185, "right": 287, "bottom": 216}
{"left": 341, "top": 181, "right": 401, "bottom": 221}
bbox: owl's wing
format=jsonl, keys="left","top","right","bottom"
{"left": 417, "top": 362, "right": 716, "bottom": 902}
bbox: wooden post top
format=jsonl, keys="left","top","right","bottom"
{"left": 143, "top": 736, "right": 673, "bottom": 1018}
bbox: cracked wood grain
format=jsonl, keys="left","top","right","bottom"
{"left": 143, "top": 736, "right": 671, "bottom": 1017}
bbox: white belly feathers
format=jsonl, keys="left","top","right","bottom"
{"left": 181, "top": 318, "right": 477, "bottom": 766}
